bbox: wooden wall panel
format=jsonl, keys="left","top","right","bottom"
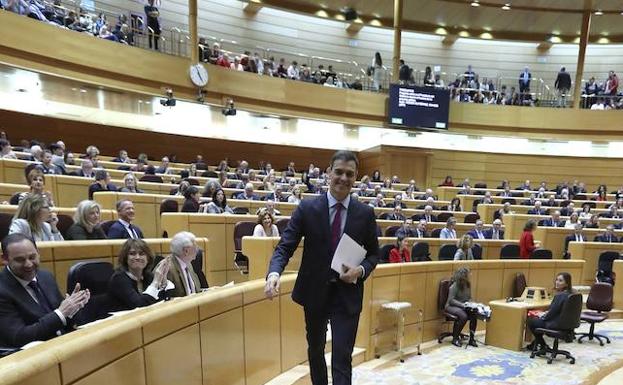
{"left": 71, "top": 350, "right": 146, "bottom": 385}
{"left": 201, "top": 309, "right": 245, "bottom": 385}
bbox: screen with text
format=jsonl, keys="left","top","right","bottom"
{"left": 388, "top": 84, "right": 450, "bottom": 130}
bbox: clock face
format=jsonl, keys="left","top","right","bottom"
{"left": 190, "top": 63, "right": 209, "bottom": 87}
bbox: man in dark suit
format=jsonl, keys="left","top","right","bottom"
{"left": 466, "top": 220, "right": 486, "bottom": 240}
{"left": 543, "top": 211, "right": 563, "bottom": 227}
{"left": 0, "top": 234, "right": 90, "bottom": 348}
{"left": 519, "top": 66, "right": 531, "bottom": 93}
{"left": 71, "top": 159, "right": 96, "bottom": 178}
{"left": 395, "top": 218, "right": 416, "bottom": 239}
{"left": 413, "top": 219, "right": 429, "bottom": 238}
{"left": 564, "top": 223, "right": 585, "bottom": 258}
{"left": 484, "top": 219, "right": 504, "bottom": 240}
{"left": 527, "top": 201, "right": 546, "bottom": 215}
{"left": 107, "top": 199, "right": 145, "bottom": 239}
{"left": 88, "top": 170, "right": 118, "bottom": 200}
{"left": 554, "top": 67, "right": 572, "bottom": 108}
{"left": 265, "top": 151, "right": 378, "bottom": 385}
{"left": 594, "top": 225, "right": 618, "bottom": 243}
{"left": 417, "top": 205, "right": 437, "bottom": 223}
{"left": 235, "top": 183, "right": 260, "bottom": 200}
{"left": 559, "top": 202, "right": 575, "bottom": 217}
{"left": 387, "top": 205, "right": 406, "bottom": 221}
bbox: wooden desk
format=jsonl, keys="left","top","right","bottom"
{"left": 486, "top": 299, "right": 551, "bottom": 351}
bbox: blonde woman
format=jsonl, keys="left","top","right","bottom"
{"left": 454, "top": 234, "right": 474, "bottom": 260}
{"left": 253, "top": 209, "right": 279, "bottom": 237}
{"left": 120, "top": 173, "right": 144, "bottom": 193}
{"left": 288, "top": 186, "right": 303, "bottom": 205}
{"left": 66, "top": 200, "right": 107, "bottom": 240}
{"left": 9, "top": 195, "right": 63, "bottom": 241}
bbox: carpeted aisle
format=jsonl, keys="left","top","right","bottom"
{"left": 353, "top": 321, "right": 623, "bottom": 385}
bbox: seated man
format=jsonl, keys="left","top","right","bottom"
{"left": 357, "top": 183, "right": 373, "bottom": 198}
{"left": 111, "top": 149, "right": 131, "bottom": 163}
{"left": 88, "top": 170, "right": 118, "bottom": 200}
{"left": 484, "top": 219, "right": 504, "bottom": 239}
{"left": 0, "top": 234, "right": 90, "bottom": 348}
{"left": 440, "top": 217, "right": 458, "bottom": 239}
{"left": 559, "top": 202, "right": 575, "bottom": 217}
{"left": 267, "top": 184, "right": 288, "bottom": 203}
{"left": 527, "top": 201, "right": 546, "bottom": 215}
{"left": 388, "top": 205, "right": 406, "bottom": 221}
{"left": 235, "top": 183, "right": 260, "bottom": 200}
{"left": 166, "top": 232, "right": 204, "bottom": 298}
{"left": 564, "top": 223, "right": 585, "bottom": 258}
{"left": 543, "top": 196, "right": 558, "bottom": 207}
{"left": 257, "top": 200, "right": 281, "bottom": 217}
{"left": 416, "top": 205, "right": 437, "bottom": 223}
{"left": 395, "top": 218, "right": 416, "bottom": 238}
{"left": 497, "top": 186, "right": 513, "bottom": 197}
{"left": 368, "top": 193, "right": 385, "bottom": 208}
{"left": 594, "top": 225, "right": 618, "bottom": 243}
{"left": 457, "top": 185, "right": 472, "bottom": 195}
{"left": 155, "top": 156, "right": 171, "bottom": 174}
{"left": 516, "top": 179, "right": 531, "bottom": 190}
{"left": 392, "top": 194, "right": 407, "bottom": 208}
{"left": 600, "top": 205, "right": 620, "bottom": 219}
{"left": 413, "top": 219, "right": 428, "bottom": 238}
{"left": 419, "top": 188, "right": 437, "bottom": 200}
{"left": 466, "top": 219, "right": 486, "bottom": 240}
{"left": 107, "top": 200, "right": 144, "bottom": 239}
{"left": 72, "top": 159, "right": 95, "bottom": 178}
{"left": 543, "top": 211, "right": 563, "bottom": 227}
{"left": 522, "top": 194, "right": 537, "bottom": 206}
{"left": 139, "top": 165, "right": 164, "bottom": 183}
{"left": 478, "top": 191, "right": 494, "bottom": 205}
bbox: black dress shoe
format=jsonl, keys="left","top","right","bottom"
{"left": 452, "top": 338, "right": 462, "bottom": 347}
{"left": 468, "top": 338, "right": 478, "bottom": 347}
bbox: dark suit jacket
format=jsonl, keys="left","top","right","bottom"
{"left": 594, "top": 234, "right": 619, "bottom": 243}
{"left": 416, "top": 214, "right": 437, "bottom": 223}
{"left": 466, "top": 229, "right": 487, "bottom": 240}
{"left": 543, "top": 219, "right": 562, "bottom": 227}
{"left": 483, "top": 229, "right": 504, "bottom": 240}
{"left": 542, "top": 291, "right": 571, "bottom": 329}
{"left": 106, "top": 220, "right": 144, "bottom": 239}
{"left": 0, "top": 268, "right": 70, "bottom": 347}
{"left": 564, "top": 234, "right": 585, "bottom": 253}
{"left": 527, "top": 208, "right": 546, "bottom": 215}
{"left": 88, "top": 182, "right": 118, "bottom": 200}
{"left": 107, "top": 269, "right": 160, "bottom": 311}
{"left": 268, "top": 193, "right": 379, "bottom": 315}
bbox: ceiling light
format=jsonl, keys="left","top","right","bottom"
{"left": 480, "top": 32, "right": 493, "bottom": 39}
{"left": 502, "top": 3, "right": 511, "bottom": 10}
{"left": 435, "top": 27, "right": 448, "bottom": 35}
{"left": 594, "top": 10, "right": 603, "bottom": 16}
{"left": 458, "top": 31, "right": 470, "bottom": 37}
{"left": 470, "top": 1, "right": 480, "bottom": 7}
{"left": 315, "top": 10, "right": 328, "bottom": 17}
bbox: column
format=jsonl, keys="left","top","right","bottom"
{"left": 392, "top": 0, "right": 403, "bottom": 83}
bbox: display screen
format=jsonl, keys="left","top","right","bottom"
{"left": 388, "top": 84, "right": 450, "bottom": 130}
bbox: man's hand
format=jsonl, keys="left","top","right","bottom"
{"left": 58, "top": 283, "right": 90, "bottom": 318}
{"left": 264, "top": 274, "right": 280, "bottom": 300}
{"left": 339, "top": 264, "right": 363, "bottom": 284}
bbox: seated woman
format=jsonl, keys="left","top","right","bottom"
{"left": 181, "top": 186, "right": 201, "bottom": 213}
{"left": 253, "top": 209, "right": 279, "bottom": 237}
{"left": 526, "top": 272, "right": 574, "bottom": 352}
{"left": 66, "top": 200, "right": 107, "bottom": 240}
{"left": 204, "top": 188, "right": 233, "bottom": 214}
{"left": 445, "top": 267, "right": 478, "bottom": 347}
{"left": 579, "top": 203, "right": 592, "bottom": 220}
{"left": 389, "top": 234, "right": 410, "bottom": 263}
{"left": 564, "top": 212, "right": 580, "bottom": 229}
{"left": 9, "top": 195, "right": 63, "bottom": 241}
{"left": 202, "top": 180, "right": 218, "bottom": 198}
{"left": 119, "top": 173, "right": 144, "bottom": 193}
{"left": 440, "top": 217, "right": 457, "bottom": 239}
{"left": 448, "top": 197, "right": 463, "bottom": 212}
{"left": 107, "top": 239, "right": 172, "bottom": 311}
{"left": 10, "top": 168, "right": 55, "bottom": 206}
{"left": 584, "top": 213, "right": 600, "bottom": 228}
{"left": 519, "top": 219, "right": 537, "bottom": 258}
{"left": 439, "top": 175, "right": 454, "bottom": 187}
{"left": 288, "top": 186, "right": 303, "bottom": 205}
{"left": 454, "top": 234, "right": 474, "bottom": 260}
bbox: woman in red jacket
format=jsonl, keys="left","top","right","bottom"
{"left": 519, "top": 219, "right": 538, "bottom": 259}
{"left": 389, "top": 234, "right": 411, "bottom": 263}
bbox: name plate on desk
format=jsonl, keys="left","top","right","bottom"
{"left": 521, "top": 287, "right": 548, "bottom": 302}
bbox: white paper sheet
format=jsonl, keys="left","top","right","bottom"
{"left": 331, "top": 233, "right": 366, "bottom": 274}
